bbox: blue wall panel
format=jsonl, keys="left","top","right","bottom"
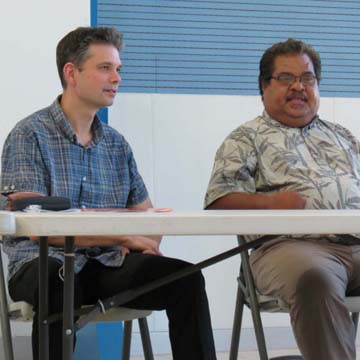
{"left": 94, "top": 0, "right": 360, "bottom": 97}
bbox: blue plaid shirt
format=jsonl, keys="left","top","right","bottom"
{"left": 1, "top": 97, "right": 148, "bottom": 279}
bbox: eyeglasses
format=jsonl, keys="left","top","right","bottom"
{"left": 269, "top": 72, "right": 318, "bottom": 87}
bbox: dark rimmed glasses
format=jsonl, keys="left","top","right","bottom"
{"left": 269, "top": 72, "right": 318, "bottom": 87}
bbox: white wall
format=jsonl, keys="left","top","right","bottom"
{"left": 0, "top": 0, "right": 90, "bottom": 152}
{"left": 2, "top": 0, "right": 360, "bottom": 354}
{"left": 0, "top": 0, "right": 90, "bottom": 339}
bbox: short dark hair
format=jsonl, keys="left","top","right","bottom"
{"left": 258, "top": 38, "right": 321, "bottom": 96}
{"left": 56, "top": 27, "right": 123, "bottom": 88}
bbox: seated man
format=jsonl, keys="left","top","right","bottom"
{"left": 205, "top": 38, "right": 360, "bottom": 360}
{"left": 1, "top": 26, "right": 216, "bottom": 360}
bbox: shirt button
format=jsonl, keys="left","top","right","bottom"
{"left": 82, "top": 176, "right": 87, "bottom": 181}
{"left": 10, "top": 185, "right": 15, "bottom": 190}
{"left": 3, "top": 186, "right": 8, "bottom": 190}
{"left": 81, "top": 205, "right": 86, "bottom": 209}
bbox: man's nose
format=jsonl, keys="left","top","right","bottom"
{"left": 111, "top": 70, "right": 121, "bottom": 84}
{"left": 290, "top": 77, "right": 305, "bottom": 90}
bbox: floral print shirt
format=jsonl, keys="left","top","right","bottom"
{"left": 205, "top": 111, "right": 360, "bottom": 243}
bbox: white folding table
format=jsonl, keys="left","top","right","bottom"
{"left": 5, "top": 209, "right": 360, "bottom": 360}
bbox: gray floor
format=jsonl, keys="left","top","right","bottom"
{"left": 4, "top": 346, "right": 360, "bottom": 359}
{"left": 130, "top": 350, "right": 302, "bottom": 359}
{"left": 130, "top": 348, "right": 360, "bottom": 359}
{"left": 3, "top": 337, "right": 360, "bottom": 359}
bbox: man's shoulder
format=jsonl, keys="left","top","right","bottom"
{"left": 100, "top": 122, "right": 132, "bottom": 150}
{"left": 317, "top": 118, "right": 336, "bottom": 129}
{"left": 226, "top": 115, "right": 265, "bottom": 138}
{"left": 318, "top": 118, "right": 357, "bottom": 140}
{"left": 101, "top": 122, "right": 125, "bottom": 141}
{"left": 12, "top": 105, "right": 53, "bottom": 135}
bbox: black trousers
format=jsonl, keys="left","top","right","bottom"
{"left": 9, "top": 253, "right": 217, "bottom": 360}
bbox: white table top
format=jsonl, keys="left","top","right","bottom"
{"left": 1, "top": 209, "right": 360, "bottom": 237}
{"left": 0, "top": 211, "right": 15, "bottom": 235}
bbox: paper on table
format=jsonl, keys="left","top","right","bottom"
{"left": 80, "top": 208, "right": 173, "bottom": 213}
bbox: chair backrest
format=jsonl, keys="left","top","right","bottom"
{"left": 0, "top": 238, "right": 153, "bottom": 360}
{"left": 0, "top": 239, "right": 17, "bottom": 360}
{"left": 230, "top": 235, "right": 360, "bottom": 360}
{"left": 237, "top": 235, "right": 290, "bottom": 313}
{"left": 237, "top": 235, "right": 360, "bottom": 314}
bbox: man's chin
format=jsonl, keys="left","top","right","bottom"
{"left": 288, "top": 116, "right": 314, "bottom": 127}
{"left": 285, "top": 107, "right": 312, "bottom": 120}
{"left": 276, "top": 112, "right": 314, "bottom": 127}
{"left": 100, "top": 99, "right": 115, "bottom": 107}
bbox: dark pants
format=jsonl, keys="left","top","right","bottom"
{"left": 9, "top": 253, "right": 216, "bottom": 360}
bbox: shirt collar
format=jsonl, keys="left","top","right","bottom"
{"left": 49, "top": 96, "right": 104, "bottom": 146}
{"left": 262, "top": 110, "right": 320, "bottom": 131}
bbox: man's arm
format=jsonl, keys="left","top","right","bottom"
{"left": 128, "top": 197, "right": 162, "bottom": 244}
{"left": 7, "top": 192, "right": 162, "bottom": 255}
{"left": 207, "top": 191, "right": 306, "bottom": 210}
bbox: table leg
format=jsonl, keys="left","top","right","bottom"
{"left": 39, "top": 236, "right": 49, "bottom": 360}
{"left": 63, "top": 236, "right": 75, "bottom": 360}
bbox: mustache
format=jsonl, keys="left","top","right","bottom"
{"left": 286, "top": 91, "right": 307, "bottom": 102}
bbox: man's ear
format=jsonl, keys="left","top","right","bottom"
{"left": 261, "top": 79, "right": 269, "bottom": 93}
{"left": 63, "top": 63, "right": 77, "bottom": 87}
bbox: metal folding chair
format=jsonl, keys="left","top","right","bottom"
{"left": 229, "top": 235, "right": 360, "bottom": 360}
{"left": 0, "top": 240, "right": 154, "bottom": 360}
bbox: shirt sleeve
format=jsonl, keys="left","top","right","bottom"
{"left": 123, "top": 141, "right": 149, "bottom": 207}
{"left": 204, "top": 127, "right": 258, "bottom": 208}
{"left": 1, "top": 126, "right": 50, "bottom": 196}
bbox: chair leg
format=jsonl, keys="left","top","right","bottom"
{"left": 121, "top": 320, "right": 132, "bottom": 360}
{"left": 351, "top": 312, "right": 359, "bottom": 336}
{"left": 241, "top": 255, "right": 269, "bottom": 360}
{"left": 229, "top": 279, "right": 245, "bottom": 360}
{"left": 0, "top": 247, "right": 14, "bottom": 360}
{"left": 138, "top": 317, "right": 154, "bottom": 360}
{"left": 250, "top": 301, "right": 268, "bottom": 360}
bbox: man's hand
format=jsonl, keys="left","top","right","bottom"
{"left": 121, "top": 235, "right": 162, "bottom": 255}
{"left": 269, "top": 191, "right": 306, "bottom": 209}
{"left": 7, "top": 193, "right": 162, "bottom": 255}
{"left": 6, "top": 192, "right": 44, "bottom": 210}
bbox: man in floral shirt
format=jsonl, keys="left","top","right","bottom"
{"left": 205, "top": 38, "right": 360, "bottom": 360}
